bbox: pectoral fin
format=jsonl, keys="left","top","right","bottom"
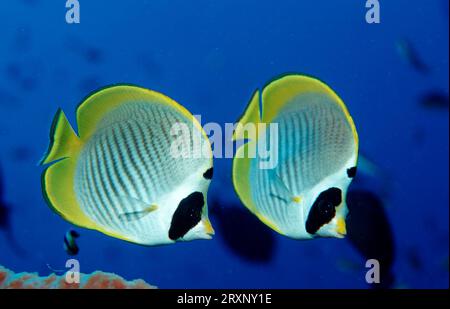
{"left": 118, "top": 205, "right": 158, "bottom": 222}
{"left": 269, "top": 169, "right": 302, "bottom": 204}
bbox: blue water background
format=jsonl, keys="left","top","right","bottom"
{"left": 0, "top": 0, "right": 448, "bottom": 288}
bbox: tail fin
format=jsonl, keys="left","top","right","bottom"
{"left": 39, "top": 109, "right": 81, "bottom": 165}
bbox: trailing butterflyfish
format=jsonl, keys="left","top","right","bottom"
{"left": 64, "top": 229, "right": 80, "bottom": 256}
{"left": 232, "top": 74, "right": 359, "bottom": 239}
{"left": 40, "top": 85, "right": 214, "bottom": 246}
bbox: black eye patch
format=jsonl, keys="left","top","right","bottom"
{"left": 168, "top": 192, "right": 204, "bottom": 241}
{"left": 305, "top": 187, "right": 342, "bottom": 235}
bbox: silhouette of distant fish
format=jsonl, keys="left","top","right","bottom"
{"left": 65, "top": 37, "right": 104, "bottom": 64}
{"left": 136, "top": 52, "right": 163, "bottom": 81}
{"left": 9, "top": 146, "right": 34, "bottom": 162}
{"left": 78, "top": 76, "right": 102, "bottom": 94}
{"left": 0, "top": 88, "right": 21, "bottom": 109}
{"left": 209, "top": 198, "right": 276, "bottom": 263}
{"left": 420, "top": 91, "right": 449, "bottom": 109}
{"left": 0, "top": 164, "right": 10, "bottom": 231}
{"left": 405, "top": 247, "right": 423, "bottom": 272}
{"left": 0, "top": 163, "right": 27, "bottom": 257}
{"left": 64, "top": 230, "right": 80, "bottom": 256}
{"left": 346, "top": 190, "right": 395, "bottom": 289}
{"left": 12, "top": 26, "right": 32, "bottom": 53}
{"left": 20, "top": 0, "right": 39, "bottom": 6}
{"left": 4, "top": 61, "right": 40, "bottom": 92}
{"left": 396, "top": 39, "right": 429, "bottom": 75}
{"left": 84, "top": 47, "right": 103, "bottom": 64}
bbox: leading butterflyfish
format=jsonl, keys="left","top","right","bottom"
{"left": 232, "top": 74, "right": 359, "bottom": 239}
{"left": 40, "top": 85, "right": 214, "bottom": 246}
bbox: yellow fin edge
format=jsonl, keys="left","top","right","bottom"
{"left": 41, "top": 158, "right": 134, "bottom": 243}
{"left": 232, "top": 142, "right": 282, "bottom": 234}
{"left": 232, "top": 90, "right": 261, "bottom": 141}
{"left": 39, "top": 109, "right": 81, "bottom": 166}
{"left": 261, "top": 74, "right": 359, "bottom": 156}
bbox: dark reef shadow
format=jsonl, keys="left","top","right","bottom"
{"left": 209, "top": 198, "right": 276, "bottom": 263}
{"left": 346, "top": 189, "right": 396, "bottom": 289}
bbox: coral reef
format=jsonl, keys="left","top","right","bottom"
{"left": 0, "top": 265, "right": 156, "bottom": 289}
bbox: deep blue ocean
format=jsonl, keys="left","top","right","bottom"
{"left": 0, "top": 0, "right": 448, "bottom": 289}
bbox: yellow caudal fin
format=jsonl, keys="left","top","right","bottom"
{"left": 232, "top": 90, "right": 261, "bottom": 141}
{"left": 232, "top": 141, "right": 282, "bottom": 234}
{"left": 232, "top": 142, "right": 256, "bottom": 213}
{"left": 42, "top": 158, "right": 133, "bottom": 242}
{"left": 39, "top": 109, "right": 82, "bottom": 165}
{"left": 41, "top": 158, "right": 98, "bottom": 229}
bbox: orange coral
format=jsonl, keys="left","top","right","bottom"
{"left": 0, "top": 265, "right": 156, "bottom": 289}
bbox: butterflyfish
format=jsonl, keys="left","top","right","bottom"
{"left": 40, "top": 85, "right": 214, "bottom": 246}
{"left": 232, "top": 74, "right": 359, "bottom": 239}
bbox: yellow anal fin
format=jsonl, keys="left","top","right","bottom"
{"left": 40, "top": 109, "right": 81, "bottom": 165}
{"left": 232, "top": 90, "right": 261, "bottom": 141}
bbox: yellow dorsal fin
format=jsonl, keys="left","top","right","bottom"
{"left": 39, "top": 109, "right": 82, "bottom": 165}
{"left": 76, "top": 84, "right": 200, "bottom": 141}
{"left": 232, "top": 90, "right": 261, "bottom": 141}
{"left": 261, "top": 74, "right": 359, "bottom": 148}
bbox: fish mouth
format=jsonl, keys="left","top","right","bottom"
{"left": 334, "top": 231, "right": 346, "bottom": 239}
{"left": 335, "top": 217, "right": 347, "bottom": 238}
{"left": 202, "top": 218, "right": 215, "bottom": 236}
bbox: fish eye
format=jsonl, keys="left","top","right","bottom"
{"left": 347, "top": 166, "right": 357, "bottom": 178}
{"left": 168, "top": 191, "right": 205, "bottom": 241}
{"left": 305, "top": 187, "right": 342, "bottom": 234}
{"left": 203, "top": 167, "right": 213, "bottom": 180}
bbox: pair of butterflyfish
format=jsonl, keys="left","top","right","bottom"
{"left": 40, "top": 74, "right": 358, "bottom": 246}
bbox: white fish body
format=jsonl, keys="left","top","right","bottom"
{"left": 41, "top": 85, "right": 214, "bottom": 246}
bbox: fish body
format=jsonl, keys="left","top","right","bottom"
{"left": 63, "top": 230, "right": 80, "bottom": 256}
{"left": 40, "top": 85, "right": 214, "bottom": 246}
{"left": 396, "top": 39, "right": 429, "bottom": 74}
{"left": 232, "top": 74, "right": 359, "bottom": 239}
{"left": 420, "top": 91, "right": 449, "bottom": 109}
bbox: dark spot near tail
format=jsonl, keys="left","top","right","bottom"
{"left": 347, "top": 167, "right": 357, "bottom": 178}
{"left": 203, "top": 167, "right": 213, "bottom": 180}
{"left": 169, "top": 192, "right": 204, "bottom": 240}
{"left": 306, "top": 187, "right": 342, "bottom": 234}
